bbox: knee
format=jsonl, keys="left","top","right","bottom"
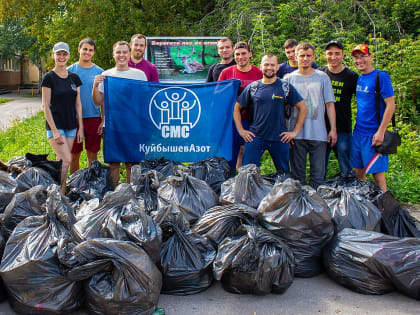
{"left": 60, "top": 156, "right": 72, "bottom": 169}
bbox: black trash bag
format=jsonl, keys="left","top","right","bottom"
{"left": 25, "top": 153, "right": 62, "bottom": 184}
{"left": 323, "top": 228, "right": 420, "bottom": 298}
{"left": 374, "top": 190, "right": 420, "bottom": 238}
{"left": 258, "top": 178, "right": 334, "bottom": 277}
{"left": 67, "top": 239, "right": 162, "bottom": 315}
{"left": 220, "top": 164, "right": 272, "bottom": 208}
{"left": 1, "top": 185, "right": 47, "bottom": 238}
{"left": 130, "top": 166, "right": 163, "bottom": 213}
{"left": 192, "top": 204, "right": 259, "bottom": 245}
{"left": 0, "top": 184, "right": 82, "bottom": 314}
{"left": 66, "top": 160, "right": 114, "bottom": 203}
{"left": 324, "top": 174, "right": 382, "bottom": 201}
{"left": 0, "top": 232, "right": 6, "bottom": 302}
{"left": 318, "top": 185, "right": 382, "bottom": 233}
{"left": 157, "top": 173, "right": 218, "bottom": 225}
{"left": 373, "top": 237, "right": 420, "bottom": 300}
{"left": 15, "top": 167, "right": 56, "bottom": 192}
{"left": 74, "top": 183, "right": 162, "bottom": 263}
{"left": 139, "top": 157, "right": 180, "bottom": 178}
{"left": 261, "top": 170, "right": 293, "bottom": 185}
{"left": 187, "top": 157, "right": 234, "bottom": 194}
{"left": 160, "top": 220, "right": 216, "bottom": 295}
{"left": 213, "top": 225, "right": 295, "bottom": 295}
{"left": 0, "top": 171, "right": 17, "bottom": 212}
{"left": 7, "top": 156, "right": 32, "bottom": 169}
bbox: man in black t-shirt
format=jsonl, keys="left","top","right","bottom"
{"left": 319, "top": 40, "right": 359, "bottom": 177}
{"left": 206, "top": 37, "right": 236, "bottom": 82}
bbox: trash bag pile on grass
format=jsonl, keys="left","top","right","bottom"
{"left": 160, "top": 220, "right": 216, "bottom": 295}
{"left": 318, "top": 185, "right": 382, "bottom": 233}
{"left": 66, "top": 160, "right": 113, "bottom": 206}
{"left": 0, "top": 184, "right": 82, "bottom": 314}
{"left": 1, "top": 185, "right": 47, "bottom": 238}
{"left": 324, "top": 174, "right": 382, "bottom": 201}
{"left": 157, "top": 173, "right": 218, "bottom": 225}
{"left": 192, "top": 204, "right": 259, "bottom": 245}
{"left": 0, "top": 232, "right": 6, "bottom": 302}
{"left": 25, "top": 153, "right": 62, "bottom": 183}
{"left": 0, "top": 171, "right": 17, "bottom": 212}
{"left": 139, "top": 157, "right": 180, "bottom": 177}
{"left": 15, "top": 167, "right": 56, "bottom": 192}
{"left": 258, "top": 178, "right": 333, "bottom": 277}
{"left": 67, "top": 239, "right": 162, "bottom": 315}
{"left": 323, "top": 228, "right": 420, "bottom": 299}
{"left": 213, "top": 225, "right": 295, "bottom": 295}
{"left": 187, "top": 157, "right": 234, "bottom": 194}
{"left": 220, "top": 164, "right": 272, "bottom": 208}
{"left": 74, "top": 184, "right": 162, "bottom": 263}
{"left": 130, "top": 166, "right": 163, "bottom": 213}
{"left": 374, "top": 191, "right": 420, "bottom": 238}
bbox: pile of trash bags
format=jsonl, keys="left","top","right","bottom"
{"left": 0, "top": 154, "right": 419, "bottom": 314}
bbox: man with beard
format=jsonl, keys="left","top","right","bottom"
{"left": 128, "top": 33, "right": 159, "bottom": 82}
{"left": 206, "top": 37, "right": 236, "bottom": 82}
{"left": 233, "top": 54, "right": 307, "bottom": 172}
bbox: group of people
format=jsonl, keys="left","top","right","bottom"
{"left": 42, "top": 35, "right": 395, "bottom": 194}
{"left": 208, "top": 37, "right": 395, "bottom": 192}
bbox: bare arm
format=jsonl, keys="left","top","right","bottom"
{"left": 98, "top": 100, "right": 105, "bottom": 135}
{"left": 280, "top": 100, "right": 308, "bottom": 143}
{"left": 75, "top": 86, "right": 84, "bottom": 143}
{"left": 42, "top": 86, "right": 64, "bottom": 144}
{"left": 326, "top": 101, "right": 337, "bottom": 146}
{"left": 233, "top": 102, "right": 255, "bottom": 142}
{"left": 372, "top": 96, "right": 396, "bottom": 146}
{"left": 92, "top": 74, "right": 105, "bottom": 106}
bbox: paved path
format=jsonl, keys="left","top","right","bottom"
{"left": 0, "top": 90, "right": 418, "bottom": 315}
{"left": 0, "top": 91, "right": 42, "bottom": 130}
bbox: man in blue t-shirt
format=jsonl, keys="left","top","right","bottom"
{"left": 277, "top": 39, "right": 318, "bottom": 78}
{"left": 350, "top": 44, "right": 395, "bottom": 192}
{"left": 68, "top": 38, "right": 104, "bottom": 173}
{"left": 234, "top": 53, "right": 308, "bottom": 172}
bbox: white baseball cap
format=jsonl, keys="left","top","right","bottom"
{"left": 53, "top": 42, "right": 70, "bottom": 54}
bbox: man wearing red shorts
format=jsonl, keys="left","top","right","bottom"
{"left": 68, "top": 38, "right": 104, "bottom": 173}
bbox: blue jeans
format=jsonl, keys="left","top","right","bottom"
{"left": 325, "top": 132, "right": 352, "bottom": 178}
{"left": 243, "top": 137, "right": 290, "bottom": 172}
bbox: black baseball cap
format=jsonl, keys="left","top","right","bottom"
{"left": 325, "top": 40, "right": 344, "bottom": 50}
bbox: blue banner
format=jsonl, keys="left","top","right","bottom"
{"left": 104, "top": 77, "right": 240, "bottom": 163}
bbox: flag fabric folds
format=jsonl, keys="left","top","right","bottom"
{"left": 104, "top": 77, "right": 240, "bottom": 163}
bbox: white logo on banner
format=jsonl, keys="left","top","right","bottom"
{"left": 149, "top": 87, "right": 201, "bottom": 138}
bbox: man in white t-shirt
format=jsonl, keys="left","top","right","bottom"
{"left": 92, "top": 40, "right": 146, "bottom": 186}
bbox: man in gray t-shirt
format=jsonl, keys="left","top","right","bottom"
{"left": 285, "top": 42, "right": 337, "bottom": 188}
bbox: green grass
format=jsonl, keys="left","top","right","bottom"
{"left": 0, "top": 98, "right": 12, "bottom": 104}
{"left": 1, "top": 112, "right": 419, "bottom": 203}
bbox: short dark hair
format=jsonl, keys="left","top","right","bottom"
{"left": 295, "top": 42, "right": 315, "bottom": 54}
{"left": 113, "top": 40, "right": 130, "bottom": 51}
{"left": 78, "top": 38, "right": 96, "bottom": 51}
{"left": 261, "top": 53, "right": 278, "bottom": 63}
{"left": 130, "top": 34, "right": 146, "bottom": 45}
{"left": 284, "top": 39, "right": 298, "bottom": 49}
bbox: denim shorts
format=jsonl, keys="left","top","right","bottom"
{"left": 47, "top": 128, "right": 77, "bottom": 139}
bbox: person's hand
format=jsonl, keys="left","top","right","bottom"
{"left": 372, "top": 130, "right": 385, "bottom": 146}
{"left": 328, "top": 130, "right": 337, "bottom": 146}
{"left": 97, "top": 120, "right": 104, "bottom": 136}
{"left": 93, "top": 75, "right": 105, "bottom": 86}
{"left": 76, "top": 128, "right": 84, "bottom": 143}
{"left": 53, "top": 131, "right": 64, "bottom": 144}
{"left": 239, "top": 129, "right": 255, "bottom": 142}
{"left": 280, "top": 131, "right": 297, "bottom": 143}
